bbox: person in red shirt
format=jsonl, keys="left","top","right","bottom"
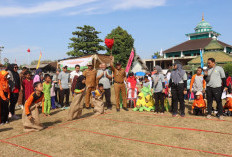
{"left": 23, "top": 71, "right": 34, "bottom": 102}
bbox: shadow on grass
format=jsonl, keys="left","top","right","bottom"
{"left": 43, "top": 120, "right": 62, "bottom": 128}
{"left": 0, "top": 128, "right": 13, "bottom": 132}
{"left": 81, "top": 112, "right": 95, "bottom": 118}
{"left": 50, "top": 109, "right": 63, "bottom": 116}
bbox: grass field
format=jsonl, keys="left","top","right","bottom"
{"left": 0, "top": 88, "right": 232, "bottom": 157}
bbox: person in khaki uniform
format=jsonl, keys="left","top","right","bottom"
{"left": 110, "top": 56, "right": 128, "bottom": 112}
{"left": 83, "top": 62, "right": 97, "bottom": 109}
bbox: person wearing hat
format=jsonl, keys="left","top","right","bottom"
{"left": 110, "top": 56, "right": 128, "bottom": 112}
{"left": 58, "top": 66, "right": 71, "bottom": 108}
{"left": 223, "top": 94, "right": 232, "bottom": 115}
{"left": 83, "top": 61, "right": 97, "bottom": 109}
{"left": 169, "top": 61, "right": 187, "bottom": 117}
{"left": 191, "top": 91, "right": 206, "bottom": 115}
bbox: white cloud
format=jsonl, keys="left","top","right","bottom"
{"left": 0, "top": 0, "right": 97, "bottom": 16}
{"left": 0, "top": 0, "right": 167, "bottom": 17}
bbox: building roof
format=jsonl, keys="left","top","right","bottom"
{"left": 163, "top": 38, "right": 232, "bottom": 54}
{"left": 188, "top": 51, "right": 232, "bottom": 64}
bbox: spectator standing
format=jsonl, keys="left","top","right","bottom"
{"left": 7, "top": 64, "right": 21, "bottom": 120}
{"left": 169, "top": 61, "right": 187, "bottom": 117}
{"left": 190, "top": 67, "right": 206, "bottom": 97}
{"left": 52, "top": 69, "right": 60, "bottom": 107}
{"left": 97, "top": 63, "right": 112, "bottom": 110}
{"left": 204, "top": 58, "right": 227, "bottom": 120}
{"left": 70, "top": 65, "right": 82, "bottom": 82}
{"left": 83, "top": 62, "right": 97, "bottom": 109}
{"left": 17, "top": 67, "right": 27, "bottom": 108}
{"left": 33, "top": 69, "right": 43, "bottom": 84}
{"left": 58, "top": 66, "right": 71, "bottom": 108}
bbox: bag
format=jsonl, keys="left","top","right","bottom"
{"left": 205, "top": 66, "right": 216, "bottom": 82}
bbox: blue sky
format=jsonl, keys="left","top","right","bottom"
{"left": 0, "top": 0, "right": 231, "bottom": 65}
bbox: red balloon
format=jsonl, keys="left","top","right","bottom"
{"left": 105, "top": 39, "right": 114, "bottom": 49}
{"left": 27, "top": 48, "right": 30, "bottom": 53}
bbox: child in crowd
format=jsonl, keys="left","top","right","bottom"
{"left": 141, "top": 76, "right": 152, "bottom": 97}
{"left": 133, "top": 92, "right": 154, "bottom": 112}
{"left": 223, "top": 94, "right": 232, "bottom": 116}
{"left": 22, "top": 82, "right": 44, "bottom": 132}
{"left": 23, "top": 71, "right": 34, "bottom": 102}
{"left": 191, "top": 91, "right": 206, "bottom": 115}
{"left": 68, "top": 75, "right": 86, "bottom": 121}
{"left": 92, "top": 83, "right": 105, "bottom": 115}
{"left": 42, "top": 74, "right": 52, "bottom": 116}
{"left": 50, "top": 81, "right": 56, "bottom": 110}
{"left": 0, "top": 71, "right": 11, "bottom": 125}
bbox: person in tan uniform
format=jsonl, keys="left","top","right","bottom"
{"left": 110, "top": 56, "right": 128, "bottom": 112}
{"left": 83, "top": 62, "right": 97, "bottom": 109}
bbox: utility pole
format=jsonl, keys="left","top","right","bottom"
{"left": 0, "top": 46, "right": 4, "bottom": 64}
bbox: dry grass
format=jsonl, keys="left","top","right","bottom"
{"left": 0, "top": 88, "right": 232, "bottom": 157}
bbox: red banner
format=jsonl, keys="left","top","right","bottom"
{"left": 125, "top": 48, "right": 134, "bottom": 73}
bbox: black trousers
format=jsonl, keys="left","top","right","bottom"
{"left": 55, "top": 87, "right": 60, "bottom": 103}
{"left": 59, "top": 88, "right": 70, "bottom": 107}
{"left": 1, "top": 93, "right": 9, "bottom": 123}
{"left": 153, "top": 92, "right": 165, "bottom": 113}
{"left": 206, "top": 87, "right": 223, "bottom": 116}
{"left": 171, "top": 83, "right": 185, "bottom": 115}
{"left": 9, "top": 93, "right": 19, "bottom": 115}
{"left": 104, "top": 89, "right": 112, "bottom": 108}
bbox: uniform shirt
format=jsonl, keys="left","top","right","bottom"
{"left": 58, "top": 71, "right": 70, "bottom": 89}
{"left": 97, "top": 69, "right": 111, "bottom": 89}
{"left": 111, "top": 66, "right": 126, "bottom": 83}
{"left": 70, "top": 71, "right": 83, "bottom": 80}
{"left": 83, "top": 69, "right": 97, "bottom": 87}
{"left": 207, "top": 66, "right": 225, "bottom": 88}
{"left": 152, "top": 74, "right": 165, "bottom": 93}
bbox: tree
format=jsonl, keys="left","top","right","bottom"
{"left": 105, "top": 26, "right": 134, "bottom": 67}
{"left": 152, "top": 51, "right": 162, "bottom": 59}
{"left": 223, "top": 63, "right": 232, "bottom": 76}
{"left": 67, "top": 25, "right": 105, "bottom": 57}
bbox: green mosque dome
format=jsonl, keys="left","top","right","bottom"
{"left": 194, "top": 17, "right": 212, "bottom": 33}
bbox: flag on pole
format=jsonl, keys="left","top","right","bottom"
{"left": 36, "top": 51, "right": 42, "bottom": 69}
{"left": 125, "top": 48, "right": 135, "bottom": 73}
{"left": 200, "top": 49, "right": 204, "bottom": 68}
{"left": 15, "top": 58, "right": 16, "bottom": 64}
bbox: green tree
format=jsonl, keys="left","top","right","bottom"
{"left": 105, "top": 26, "right": 134, "bottom": 67}
{"left": 223, "top": 63, "right": 232, "bottom": 76}
{"left": 67, "top": 25, "right": 105, "bottom": 56}
{"left": 152, "top": 51, "right": 162, "bottom": 59}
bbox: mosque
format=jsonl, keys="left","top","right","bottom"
{"left": 144, "top": 15, "right": 232, "bottom": 72}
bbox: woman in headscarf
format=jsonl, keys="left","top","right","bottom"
{"left": 33, "top": 68, "right": 43, "bottom": 84}
{"left": 68, "top": 75, "right": 86, "bottom": 121}
{"left": 169, "top": 61, "right": 187, "bottom": 117}
{"left": 7, "top": 64, "right": 20, "bottom": 120}
{"left": 152, "top": 65, "right": 165, "bottom": 114}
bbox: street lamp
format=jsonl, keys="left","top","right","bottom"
{"left": 0, "top": 46, "right": 4, "bottom": 64}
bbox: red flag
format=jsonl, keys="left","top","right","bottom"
{"left": 125, "top": 48, "right": 135, "bottom": 73}
{"left": 105, "top": 39, "right": 114, "bottom": 49}
{"left": 27, "top": 48, "right": 30, "bottom": 53}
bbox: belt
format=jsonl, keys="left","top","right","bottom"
{"left": 114, "top": 81, "right": 124, "bottom": 84}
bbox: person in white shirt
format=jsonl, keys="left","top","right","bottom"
{"left": 70, "top": 65, "right": 83, "bottom": 82}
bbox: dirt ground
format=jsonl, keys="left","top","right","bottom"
{"left": 0, "top": 87, "right": 232, "bottom": 157}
